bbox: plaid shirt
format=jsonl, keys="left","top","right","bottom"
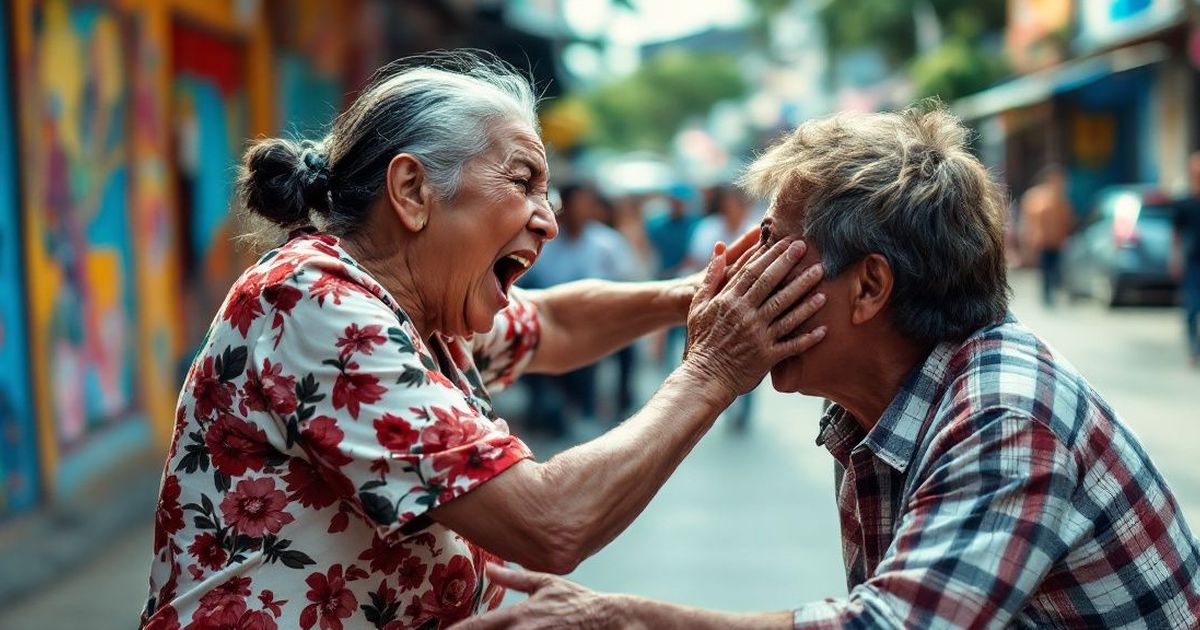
{"left": 795, "top": 316, "right": 1200, "bottom": 629}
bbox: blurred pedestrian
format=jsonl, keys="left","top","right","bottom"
{"left": 1171, "top": 152, "right": 1200, "bottom": 367}
{"left": 602, "top": 195, "right": 653, "bottom": 416}
{"left": 1021, "top": 166, "right": 1074, "bottom": 307}
{"left": 646, "top": 183, "right": 700, "bottom": 367}
{"left": 521, "top": 183, "right": 635, "bottom": 435}
{"left": 686, "top": 185, "right": 761, "bottom": 431}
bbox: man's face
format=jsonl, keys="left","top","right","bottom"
{"left": 758, "top": 199, "right": 857, "bottom": 395}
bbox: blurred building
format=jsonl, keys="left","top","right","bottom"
{"left": 0, "top": 0, "right": 564, "bottom": 531}
{"left": 956, "top": 0, "right": 1199, "bottom": 212}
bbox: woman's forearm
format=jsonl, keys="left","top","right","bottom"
{"left": 528, "top": 361, "right": 732, "bottom": 568}
{"left": 527, "top": 278, "right": 691, "bottom": 375}
{"left": 430, "top": 360, "right": 732, "bottom": 573}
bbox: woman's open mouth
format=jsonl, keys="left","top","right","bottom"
{"left": 492, "top": 250, "right": 535, "bottom": 296}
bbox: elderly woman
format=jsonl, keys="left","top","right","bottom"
{"left": 140, "top": 52, "right": 826, "bottom": 630}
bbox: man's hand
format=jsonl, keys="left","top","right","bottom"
{"left": 451, "top": 564, "right": 621, "bottom": 630}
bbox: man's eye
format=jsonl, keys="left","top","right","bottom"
{"left": 759, "top": 225, "right": 771, "bottom": 244}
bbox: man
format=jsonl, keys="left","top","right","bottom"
{"left": 520, "top": 182, "right": 635, "bottom": 435}
{"left": 1171, "top": 153, "right": 1200, "bottom": 367}
{"left": 1021, "top": 166, "right": 1074, "bottom": 307}
{"left": 646, "top": 183, "right": 701, "bottom": 368}
{"left": 458, "top": 108, "right": 1200, "bottom": 628}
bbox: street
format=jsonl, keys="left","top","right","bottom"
{"left": 2, "top": 270, "right": 1197, "bottom": 628}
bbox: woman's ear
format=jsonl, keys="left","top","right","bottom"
{"left": 386, "top": 153, "right": 430, "bottom": 232}
{"left": 849, "top": 254, "right": 894, "bottom": 326}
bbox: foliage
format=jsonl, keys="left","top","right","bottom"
{"left": 910, "top": 37, "right": 1008, "bottom": 101}
{"left": 580, "top": 50, "right": 748, "bottom": 151}
{"left": 817, "top": 0, "right": 1009, "bottom": 101}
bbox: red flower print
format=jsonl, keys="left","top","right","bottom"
{"left": 299, "top": 416, "right": 352, "bottom": 467}
{"left": 282, "top": 457, "right": 352, "bottom": 510}
{"left": 262, "top": 283, "right": 302, "bottom": 314}
{"left": 185, "top": 599, "right": 277, "bottom": 630}
{"left": 418, "top": 406, "right": 485, "bottom": 453}
{"left": 358, "top": 533, "right": 425, "bottom": 576}
{"left": 396, "top": 555, "right": 429, "bottom": 592}
{"left": 143, "top": 604, "right": 180, "bottom": 630}
{"left": 300, "top": 564, "right": 358, "bottom": 630}
{"left": 332, "top": 369, "right": 385, "bottom": 419}
{"left": 336, "top": 323, "right": 386, "bottom": 359}
{"left": 220, "top": 477, "right": 295, "bottom": 538}
{"left": 419, "top": 555, "right": 478, "bottom": 623}
{"left": 258, "top": 589, "right": 288, "bottom": 618}
{"left": 310, "top": 272, "right": 367, "bottom": 307}
{"left": 241, "top": 359, "right": 298, "bottom": 416}
{"left": 374, "top": 413, "right": 419, "bottom": 453}
{"left": 223, "top": 284, "right": 265, "bottom": 337}
{"left": 206, "top": 413, "right": 276, "bottom": 477}
{"left": 199, "top": 576, "right": 252, "bottom": 610}
{"left": 187, "top": 533, "right": 228, "bottom": 571}
{"left": 155, "top": 475, "right": 184, "bottom": 552}
{"left": 193, "top": 357, "right": 235, "bottom": 420}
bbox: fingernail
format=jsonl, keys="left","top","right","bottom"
{"left": 787, "top": 242, "right": 805, "bottom": 261}
{"left": 813, "top": 292, "right": 826, "bottom": 305}
{"left": 812, "top": 326, "right": 827, "bottom": 338}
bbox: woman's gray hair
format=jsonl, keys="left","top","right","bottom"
{"left": 236, "top": 50, "right": 539, "bottom": 238}
{"left": 741, "top": 105, "right": 1010, "bottom": 344}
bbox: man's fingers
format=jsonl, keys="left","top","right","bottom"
{"left": 485, "top": 563, "right": 550, "bottom": 594}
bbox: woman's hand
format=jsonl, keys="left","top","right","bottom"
{"left": 451, "top": 564, "right": 619, "bottom": 630}
{"left": 684, "top": 236, "right": 826, "bottom": 399}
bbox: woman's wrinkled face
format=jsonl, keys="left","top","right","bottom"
{"left": 427, "top": 119, "right": 557, "bottom": 335}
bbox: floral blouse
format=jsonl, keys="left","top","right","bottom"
{"left": 141, "top": 231, "right": 540, "bottom": 630}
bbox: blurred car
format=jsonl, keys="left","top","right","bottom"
{"left": 1064, "top": 186, "right": 1178, "bottom": 306}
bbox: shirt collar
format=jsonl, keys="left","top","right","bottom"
{"left": 819, "top": 340, "right": 958, "bottom": 473}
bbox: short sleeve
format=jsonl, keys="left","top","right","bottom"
{"left": 468, "top": 286, "right": 542, "bottom": 392}
{"left": 258, "top": 259, "right": 532, "bottom": 538}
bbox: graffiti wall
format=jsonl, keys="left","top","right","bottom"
{"left": 14, "top": 0, "right": 150, "bottom": 493}
{"left": 170, "top": 21, "right": 251, "bottom": 363}
{"left": 0, "top": 2, "right": 40, "bottom": 517}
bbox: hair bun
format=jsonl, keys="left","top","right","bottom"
{"left": 236, "top": 137, "right": 331, "bottom": 227}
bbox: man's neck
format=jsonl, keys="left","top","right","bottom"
{"left": 827, "top": 337, "right": 931, "bottom": 433}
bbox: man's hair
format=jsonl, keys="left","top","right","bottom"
{"left": 741, "top": 105, "right": 1009, "bottom": 344}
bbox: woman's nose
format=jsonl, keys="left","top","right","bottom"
{"left": 528, "top": 202, "right": 559, "bottom": 241}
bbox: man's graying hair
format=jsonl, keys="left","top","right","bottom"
{"left": 237, "top": 50, "right": 538, "bottom": 239}
{"left": 742, "top": 105, "right": 1009, "bottom": 344}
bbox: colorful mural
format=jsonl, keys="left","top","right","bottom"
{"left": 14, "top": 0, "right": 149, "bottom": 490}
{"left": 171, "top": 21, "right": 251, "bottom": 363}
{"left": 0, "top": 2, "right": 41, "bottom": 517}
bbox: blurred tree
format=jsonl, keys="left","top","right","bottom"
{"left": 815, "top": 0, "right": 1009, "bottom": 101}
{"left": 581, "top": 50, "right": 747, "bottom": 151}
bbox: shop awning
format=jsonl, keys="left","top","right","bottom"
{"left": 953, "top": 43, "right": 1169, "bottom": 121}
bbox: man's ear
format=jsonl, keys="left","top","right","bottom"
{"left": 849, "top": 254, "right": 893, "bottom": 326}
{"left": 386, "top": 153, "right": 432, "bottom": 232}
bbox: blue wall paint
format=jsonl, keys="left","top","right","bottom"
{"left": 0, "top": 5, "right": 41, "bottom": 516}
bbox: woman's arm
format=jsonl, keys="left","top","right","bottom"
{"left": 451, "top": 565, "right": 794, "bottom": 630}
{"left": 524, "top": 277, "right": 692, "bottom": 375}
{"left": 524, "top": 227, "right": 759, "bottom": 375}
{"left": 431, "top": 238, "right": 826, "bottom": 573}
